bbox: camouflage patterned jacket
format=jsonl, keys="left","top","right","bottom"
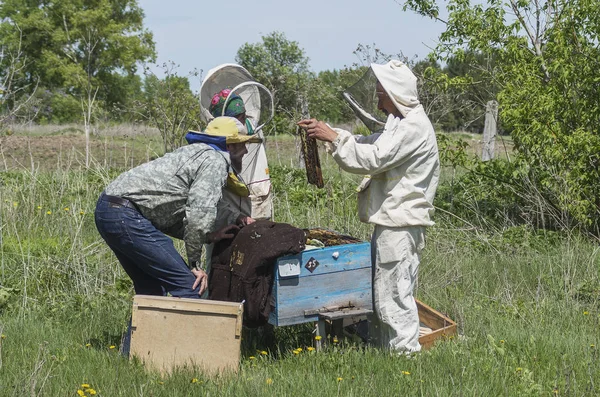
{"left": 105, "top": 143, "right": 239, "bottom": 265}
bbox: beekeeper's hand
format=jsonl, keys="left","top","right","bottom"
{"left": 191, "top": 267, "right": 208, "bottom": 296}
{"left": 207, "top": 224, "right": 239, "bottom": 243}
{"left": 297, "top": 119, "right": 338, "bottom": 143}
{"left": 236, "top": 215, "right": 255, "bottom": 226}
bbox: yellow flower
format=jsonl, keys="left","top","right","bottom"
{"left": 191, "top": 378, "right": 199, "bottom": 383}
{"left": 332, "top": 337, "right": 339, "bottom": 344}
{"left": 81, "top": 384, "right": 90, "bottom": 388}
{"left": 583, "top": 311, "right": 589, "bottom": 315}
{"left": 266, "top": 378, "right": 273, "bottom": 385}
{"left": 296, "top": 347, "right": 303, "bottom": 352}
{"left": 1, "top": 334, "right": 5, "bottom": 339}
{"left": 77, "top": 390, "right": 85, "bottom": 397}
{"left": 591, "top": 344, "right": 596, "bottom": 349}
{"left": 500, "top": 340, "right": 505, "bottom": 344}
{"left": 85, "top": 343, "right": 91, "bottom": 348}
{"left": 37, "top": 206, "right": 42, "bottom": 210}
{"left": 157, "top": 381, "right": 164, "bottom": 385}
{"left": 46, "top": 210, "right": 52, "bottom": 215}
{"left": 292, "top": 350, "right": 299, "bottom": 355}
{"left": 12, "top": 201, "right": 18, "bottom": 207}
{"left": 315, "top": 335, "right": 322, "bottom": 341}
{"left": 307, "top": 347, "right": 315, "bottom": 352}
{"left": 88, "top": 390, "right": 97, "bottom": 396}
{"left": 80, "top": 211, "right": 85, "bottom": 215}
{"left": 516, "top": 368, "right": 522, "bottom": 372}
{"left": 259, "top": 350, "right": 268, "bottom": 355}
{"left": 249, "top": 356, "right": 256, "bottom": 360}
{"left": 64, "top": 207, "right": 70, "bottom": 211}
{"left": 109, "top": 345, "right": 116, "bottom": 349}
{"left": 337, "top": 377, "right": 343, "bottom": 382}
{"left": 402, "top": 371, "right": 411, "bottom": 375}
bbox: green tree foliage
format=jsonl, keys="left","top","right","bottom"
{"left": 414, "top": 52, "right": 499, "bottom": 133}
{"left": 0, "top": 0, "right": 154, "bottom": 122}
{"left": 135, "top": 63, "right": 202, "bottom": 153}
{"left": 308, "top": 68, "right": 366, "bottom": 124}
{"left": 236, "top": 32, "right": 311, "bottom": 132}
{"left": 404, "top": 0, "right": 600, "bottom": 235}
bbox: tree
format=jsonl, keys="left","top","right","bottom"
{"left": 134, "top": 63, "right": 202, "bottom": 153}
{"left": 236, "top": 32, "right": 311, "bottom": 132}
{"left": 0, "top": 23, "right": 39, "bottom": 129}
{"left": 0, "top": 0, "right": 155, "bottom": 122}
{"left": 403, "top": 0, "right": 600, "bottom": 235}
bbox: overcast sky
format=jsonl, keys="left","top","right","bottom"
{"left": 137, "top": 0, "right": 445, "bottom": 90}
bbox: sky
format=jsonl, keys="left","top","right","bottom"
{"left": 137, "top": 0, "right": 445, "bottom": 91}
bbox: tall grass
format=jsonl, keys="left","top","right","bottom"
{"left": 0, "top": 129, "right": 598, "bottom": 395}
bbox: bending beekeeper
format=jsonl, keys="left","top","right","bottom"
{"left": 298, "top": 60, "right": 440, "bottom": 353}
{"left": 95, "top": 116, "right": 258, "bottom": 300}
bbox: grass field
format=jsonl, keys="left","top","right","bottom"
{"left": 0, "top": 125, "right": 598, "bottom": 396}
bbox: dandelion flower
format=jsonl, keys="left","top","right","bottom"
{"left": 64, "top": 207, "right": 70, "bottom": 211}
{"left": 81, "top": 384, "right": 90, "bottom": 388}
{"left": 307, "top": 347, "right": 315, "bottom": 352}
{"left": 77, "top": 390, "right": 85, "bottom": 397}
{"left": 1, "top": 334, "right": 5, "bottom": 339}
{"left": 516, "top": 368, "right": 522, "bottom": 372}
{"left": 315, "top": 335, "right": 322, "bottom": 341}
{"left": 249, "top": 356, "right": 256, "bottom": 360}
{"left": 583, "top": 311, "right": 589, "bottom": 315}
{"left": 109, "top": 345, "right": 116, "bottom": 350}
{"left": 293, "top": 350, "right": 299, "bottom": 355}
{"left": 591, "top": 344, "right": 596, "bottom": 349}
{"left": 12, "top": 201, "right": 18, "bottom": 207}
{"left": 500, "top": 340, "right": 505, "bottom": 344}
{"left": 37, "top": 206, "right": 42, "bottom": 210}
{"left": 88, "top": 389, "right": 97, "bottom": 395}
{"left": 80, "top": 211, "right": 85, "bottom": 215}
{"left": 296, "top": 347, "right": 303, "bottom": 352}
{"left": 402, "top": 371, "right": 411, "bottom": 375}
{"left": 46, "top": 210, "right": 52, "bottom": 215}
{"left": 333, "top": 337, "right": 339, "bottom": 344}
{"left": 157, "top": 381, "right": 164, "bottom": 385}
{"left": 266, "top": 378, "right": 273, "bottom": 385}
{"left": 337, "top": 377, "right": 343, "bottom": 382}
{"left": 85, "top": 343, "right": 91, "bottom": 348}
{"left": 191, "top": 378, "right": 198, "bottom": 383}
{"left": 259, "top": 350, "right": 268, "bottom": 355}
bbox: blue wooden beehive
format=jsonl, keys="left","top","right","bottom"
{"left": 268, "top": 241, "right": 372, "bottom": 326}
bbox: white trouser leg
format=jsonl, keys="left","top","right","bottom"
{"left": 371, "top": 225, "right": 425, "bottom": 352}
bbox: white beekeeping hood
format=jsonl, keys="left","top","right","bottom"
{"left": 200, "top": 63, "right": 274, "bottom": 134}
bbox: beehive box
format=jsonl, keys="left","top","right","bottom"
{"left": 269, "top": 241, "right": 372, "bottom": 326}
{"left": 130, "top": 295, "right": 243, "bottom": 374}
{"left": 417, "top": 299, "right": 458, "bottom": 349}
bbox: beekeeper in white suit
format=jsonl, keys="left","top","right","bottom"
{"left": 298, "top": 60, "right": 440, "bottom": 352}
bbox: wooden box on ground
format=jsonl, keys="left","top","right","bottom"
{"left": 130, "top": 295, "right": 243, "bottom": 374}
{"left": 417, "top": 299, "right": 457, "bottom": 349}
{"left": 269, "top": 241, "right": 372, "bottom": 326}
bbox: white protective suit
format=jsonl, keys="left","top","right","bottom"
{"left": 330, "top": 60, "right": 440, "bottom": 352}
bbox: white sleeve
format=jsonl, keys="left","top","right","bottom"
{"left": 330, "top": 118, "right": 426, "bottom": 175}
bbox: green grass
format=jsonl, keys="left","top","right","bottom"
{"left": 0, "top": 127, "right": 599, "bottom": 396}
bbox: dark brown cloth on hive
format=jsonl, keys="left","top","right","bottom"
{"left": 209, "top": 220, "right": 306, "bottom": 327}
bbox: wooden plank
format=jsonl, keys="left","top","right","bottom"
{"left": 130, "top": 295, "right": 243, "bottom": 375}
{"left": 133, "top": 295, "right": 242, "bottom": 316}
{"left": 419, "top": 324, "right": 457, "bottom": 350}
{"left": 319, "top": 308, "right": 373, "bottom": 321}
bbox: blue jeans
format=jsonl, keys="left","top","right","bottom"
{"left": 94, "top": 193, "right": 200, "bottom": 354}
